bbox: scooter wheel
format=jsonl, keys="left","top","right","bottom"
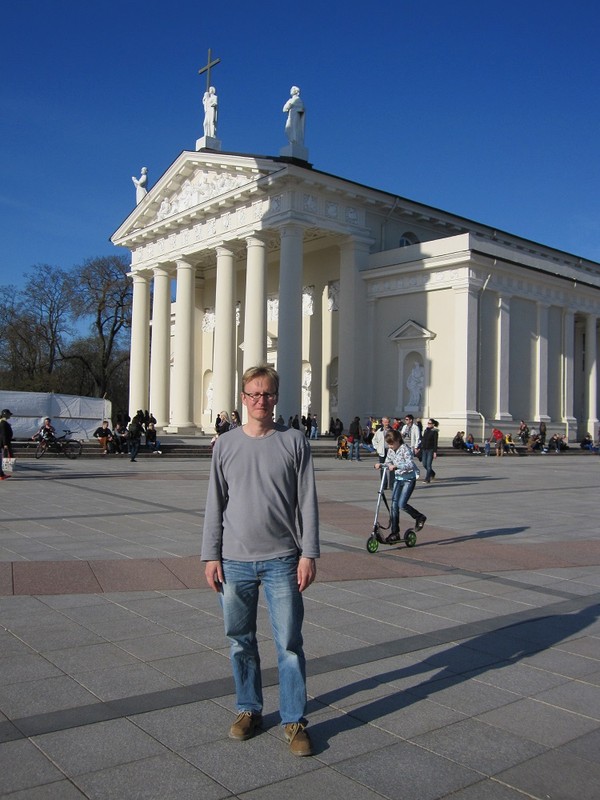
{"left": 366, "top": 536, "right": 379, "bottom": 553}
{"left": 404, "top": 530, "right": 417, "bottom": 548}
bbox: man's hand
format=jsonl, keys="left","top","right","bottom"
{"left": 297, "top": 557, "right": 316, "bottom": 592}
{"left": 204, "top": 560, "right": 224, "bottom": 592}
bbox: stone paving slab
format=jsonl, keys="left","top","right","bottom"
{"left": 0, "top": 457, "right": 599, "bottom": 798}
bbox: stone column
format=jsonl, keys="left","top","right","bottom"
{"left": 213, "top": 245, "right": 236, "bottom": 414}
{"left": 193, "top": 276, "right": 205, "bottom": 425}
{"left": 170, "top": 259, "right": 196, "bottom": 430}
{"left": 453, "top": 283, "right": 479, "bottom": 417}
{"left": 562, "top": 309, "right": 576, "bottom": 434}
{"left": 535, "top": 302, "right": 550, "bottom": 424}
{"left": 495, "top": 294, "right": 512, "bottom": 421}
{"left": 243, "top": 235, "right": 268, "bottom": 372}
{"left": 321, "top": 284, "right": 335, "bottom": 429}
{"left": 585, "top": 312, "right": 599, "bottom": 438}
{"left": 338, "top": 237, "right": 370, "bottom": 424}
{"left": 128, "top": 272, "right": 150, "bottom": 418}
{"left": 149, "top": 266, "right": 171, "bottom": 428}
{"left": 277, "top": 224, "right": 304, "bottom": 420}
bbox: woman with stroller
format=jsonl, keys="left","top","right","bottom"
{"left": 375, "top": 429, "right": 426, "bottom": 542}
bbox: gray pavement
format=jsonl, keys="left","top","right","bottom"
{"left": 0, "top": 453, "right": 599, "bottom": 799}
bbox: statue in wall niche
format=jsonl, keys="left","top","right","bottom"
{"left": 203, "top": 86, "right": 218, "bottom": 138}
{"left": 283, "top": 86, "right": 305, "bottom": 146}
{"left": 205, "top": 381, "right": 214, "bottom": 414}
{"left": 407, "top": 362, "right": 425, "bottom": 407}
{"left": 327, "top": 281, "right": 340, "bottom": 312}
{"left": 302, "top": 367, "right": 312, "bottom": 415}
{"left": 132, "top": 167, "right": 148, "bottom": 204}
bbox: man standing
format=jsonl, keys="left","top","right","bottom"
{"left": 373, "top": 416, "right": 393, "bottom": 488}
{"left": 202, "top": 365, "right": 320, "bottom": 757}
{"left": 348, "top": 416, "right": 362, "bottom": 461}
{"left": 127, "top": 415, "right": 143, "bottom": 462}
{"left": 401, "top": 414, "right": 421, "bottom": 458}
{"left": 0, "top": 409, "right": 14, "bottom": 480}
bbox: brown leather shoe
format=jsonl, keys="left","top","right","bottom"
{"left": 284, "top": 722, "right": 312, "bottom": 756}
{"left": 229, "top": 711, "right": 262, "bottom": 740}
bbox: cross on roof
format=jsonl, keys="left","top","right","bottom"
{"left": 198, "top": 48, "right": 221, "bottom": 92}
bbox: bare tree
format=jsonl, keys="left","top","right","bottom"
{"left": 0, "top": 267, "right": 73, "bottom": 390}
{"left": 22, "top": 264, "right": 74, "bottom": 375}
{"left": 63, "top": 255, "right": 133, "bottom": 397}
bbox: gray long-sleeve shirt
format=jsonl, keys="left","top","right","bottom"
{"left": 201, "top": 425, "right": 320, "bottom": 562}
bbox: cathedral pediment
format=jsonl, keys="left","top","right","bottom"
{"left": 389, "top": 320, "right": 436, "bottom": 342}
{"left": 112, "top": 151, "right": 280, "bottom": 245}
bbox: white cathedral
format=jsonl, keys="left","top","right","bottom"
{"left": 112, "top": 82, "right": 600, "bottom": 443}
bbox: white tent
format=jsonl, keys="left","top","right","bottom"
{"left": 0, "top": 390, "right": 112, "bottom": 440}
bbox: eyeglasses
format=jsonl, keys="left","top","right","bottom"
{"left": 242, "top": 391, "right": 277, "bottom": 402}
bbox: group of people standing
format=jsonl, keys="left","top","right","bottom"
{"left": 286, "top": 413, "right": 319, "bottom": 439}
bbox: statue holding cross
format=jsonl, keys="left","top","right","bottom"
{"left": 198, "top": 48, "right": 220, "bottom": 140}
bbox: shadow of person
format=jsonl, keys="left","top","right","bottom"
{"left": 435, "top": 526, "right": 528, "bottom": 544}
{"left": 307, "top": 600, "right": 600, "bottom": 749}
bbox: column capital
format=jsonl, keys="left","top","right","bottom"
{"left": 129, "top": 270, "right": 151, "bottom": 284}
{"left": 245, "top": 233, "right": 267, "bottom": 247}
{"left": 175, "top": 258, "right": 194, "bottom": 270}
{"left": 215, "top": 243, "right": 236, "bottom": 259}
{"left": 278, "top": 222, "right": 306, "bottom": 240}
{"left": 339, "top": 234, "right": 373, "bottom": 256}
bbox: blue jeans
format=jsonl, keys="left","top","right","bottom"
{"left": 390, "top": 478, "right": 420, "bottom": 533}
{"left": 349, "top": 440, "right": 361, "bottom": 460}
{"left": 422, "top": 449, "right": 435, "bottom": 481}
{"left": 220, "top": 557, "right": 306, "bottom": 724}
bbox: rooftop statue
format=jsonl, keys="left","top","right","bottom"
{"left": 203, "top": 86, "right": 218, "bottom": 139}
{"left": 132, "top": 167, "right": 148, "bottom": 204}
{"left": 283, "top": 86, "right": 305, "bottom": 146}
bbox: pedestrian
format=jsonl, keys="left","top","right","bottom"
{"left": 372, "top": 416, "right": 393, "bottom": 488}
{"left": 348, "top": 416, "right": 362, "bottom": 461}
{"left": 0, "top": 409, "right": 14, "bottom": 480}
{"left": 421, "top": 418, "right": 439, "bottom": 482}
{"left": 491, "top": 427, "right": 504, "bottom": 457}
{"left": 401, "top": 414, "right": 421, "bottom": 458}
{"left": 128, "top": 416, "right": 143, "bottom": 462}
{"left": 202, "top": 364, "right": 320, "bottom": 757}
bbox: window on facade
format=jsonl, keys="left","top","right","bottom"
{"left": 399, "top": 232, "right": 418, "bottom": 248}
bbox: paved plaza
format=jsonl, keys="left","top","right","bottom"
{"left": 0, "top": 452, "right": 599, "bottom": 799}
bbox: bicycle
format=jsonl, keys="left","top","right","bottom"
{"left": 34, "top": 429, "right": 83, "bottom": 460}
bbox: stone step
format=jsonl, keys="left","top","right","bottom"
{"left": 9, "top": 437, "right": 594, "bottom": 461}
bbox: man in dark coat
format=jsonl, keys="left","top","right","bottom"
{"left": 0, "top": 409, "right": 14, "bottom": 480}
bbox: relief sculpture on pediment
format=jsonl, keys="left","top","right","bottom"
{"left": 155, "top": 170, "right": 251, "bottom": 222}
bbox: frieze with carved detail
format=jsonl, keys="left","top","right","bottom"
{"left": 155, "top": 170, "right": 251, "bottom": 222}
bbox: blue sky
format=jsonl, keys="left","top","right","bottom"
{"left": 2, "top": 0, "right": 599, "bottom": 290}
